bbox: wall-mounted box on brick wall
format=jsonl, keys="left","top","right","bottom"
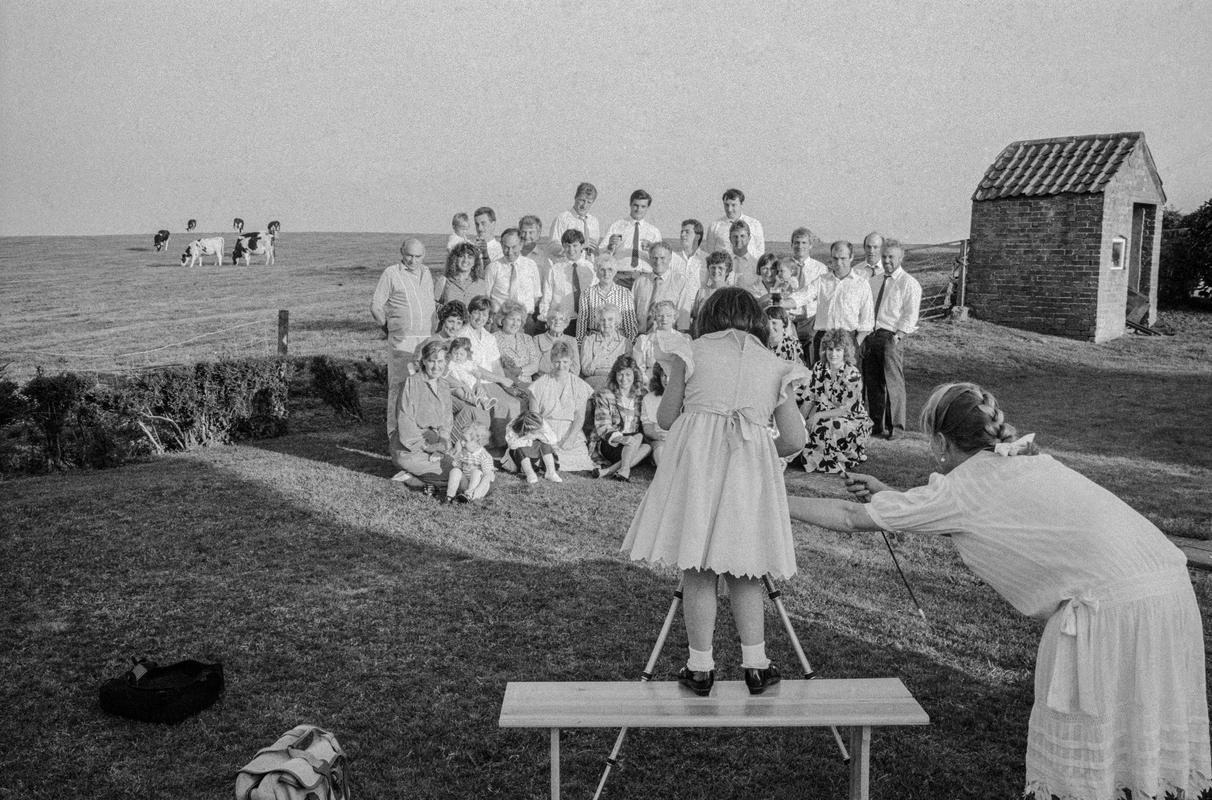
{"left": 968, "top": 132, "right": 1166, "bottom": 343}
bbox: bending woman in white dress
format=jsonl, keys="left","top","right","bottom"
{"left": 788, "top": 381, "right": 1209, "bottom": 800}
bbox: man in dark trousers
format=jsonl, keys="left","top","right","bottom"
{"left": 862, "top": 240, "right": 921, "bottom": 439}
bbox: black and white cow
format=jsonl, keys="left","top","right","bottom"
{"left": 233, "top": 218, "right": 244, "bottom": 234}
{"left": 232, "top": 232, "right": 275, "bottom": 266}
{"left": 267, "top": 220, "right": 280, "bottom": 235}
{"left": 181, "top": 237, "right": 225, "bottom": 267}
{"left": 186, "top": 219, "right": 197, "bottom": 232}
{"left": 153, "top": 230, "right": 171, "bottom": 251}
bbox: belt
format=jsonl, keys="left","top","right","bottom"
{"left": 1044, "top": 566, "right": 1190, "bottom": 716}
{"left": 683, "top": 404, "right": 769, "bottom": 447}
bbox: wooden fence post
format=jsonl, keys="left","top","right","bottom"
{"left": 277, "top": 310, "right": 289, "bottom": 355}
{"left": 950, "top": 242, "right": 970, "bottom": 322}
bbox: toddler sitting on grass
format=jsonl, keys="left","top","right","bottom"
{"left": 443, "top": 422, "right": 494, "bottom": 504}
{"left": 445, "top": 337, "right": 498, "bottom": 411}
{"left": 505, "top": 411, "right": 562, "bottom": 484}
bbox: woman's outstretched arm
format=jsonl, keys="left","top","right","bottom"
{"left": 788, "top": 495, "right": 883, "bottom": 532}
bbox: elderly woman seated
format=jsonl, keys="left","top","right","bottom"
{"left": 494, "top": 300, "right": 542, "bottom": 388}
{"left": 534, "top": 308, "right": 580, "bottom": 378}
{"left": 390, "top": 339, "right": 455, "bottom": 491}
{"left": 580, "top": 304, "right": 632, "bottom": 391}
{"left": 799, "top": 328, "right": 873, "bottom": 473}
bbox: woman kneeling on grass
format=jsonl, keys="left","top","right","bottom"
{"left": 390, "top": 339, "right": 454, "bottom": 493}
{"left": 788, "top": 382, "right": 1210, "bottom": 800}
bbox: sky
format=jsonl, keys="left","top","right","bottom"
{"left": 2, "top": 0, "right": 1210, "bottom": 243}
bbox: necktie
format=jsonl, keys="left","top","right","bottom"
{"left": 571, "top": 260, "right": 583, "bottom": 318}
{"left": 630, "top": 221, "right": 640, "bottom": 269}
{"left": 509, "top": 262, "right": 518, "bottom": 299}
{"left": 874, "top": 274, "right": 889, "bottom": 317}
{"left": 478, "top": 238, "right": 491, "bottom": 268}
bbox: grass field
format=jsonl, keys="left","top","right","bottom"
{"left": 1, "top": 234, "right": 1209, "bottom": 798}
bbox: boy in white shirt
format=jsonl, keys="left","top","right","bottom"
{"left": 474, "top": 206, "right": 504, "bottom": 265}
{"left": 600, "top": 189, "right": 661, "bottom": 289}
{"left": 672, "top": 218, "right": 709, "bottom": 286}
{"left": 540, "top": 229, "right": 597, "bottom": 335}
{"left": 549, "top": 182, "right": 600, "bottom": 249}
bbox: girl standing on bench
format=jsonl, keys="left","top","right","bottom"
{"left": 622, "top": 288, "right": 809, "bottom": 696}
{"left": 788, "top": 382, "right": 1209, "bottom": 800}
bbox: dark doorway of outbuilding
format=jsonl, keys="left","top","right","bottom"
{"left": 1130, "top": 202, "right": 1156, "bottom": 295}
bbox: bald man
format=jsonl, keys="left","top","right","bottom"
{"left": 371, "top": 238, "right": 436, "bottom": 437}
{"left": 854, "top": 231, "right": 884, "bottom": 280}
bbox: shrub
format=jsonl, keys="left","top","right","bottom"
{"left": 1160, "top": 200, "right": 1212, "bottom": 307}
{"left": 308, "top": 355, "right": 365, "bottom": 420}
{"left": 0, "top": 357, "right": 293, "bottom": 475}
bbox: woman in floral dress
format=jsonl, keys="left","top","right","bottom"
{"left": 800, "top": 328, "right": 872, "bottom": 473}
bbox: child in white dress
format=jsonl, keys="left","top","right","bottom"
{"left": 622, "top": 288, "right": 810, "bottom": 696}
{"left": 790, "top": 382, "right": 1210, "bottom": 800}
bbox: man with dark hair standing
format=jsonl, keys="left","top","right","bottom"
{"left": 704, "top": 188, "right": 765, "bottom": 258}
{"left": 862, "top": 240, "right": 921, "bottom": 439}
{"left": 600, "top": 189, "right": 661, "bottom": 289}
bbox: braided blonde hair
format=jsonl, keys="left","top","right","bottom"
{"left": 919, "top": 382, "right": 1018, "bottom": 453}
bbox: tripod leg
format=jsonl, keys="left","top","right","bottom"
{"left": 592, "top": 579, "right": 683, "bottom": 800}
{"left": 762, "top": 575, "right": 851, "bottom": 764}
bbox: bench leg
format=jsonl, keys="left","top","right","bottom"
{"left": 550, "top": 727, "right": 560, "bottom": 800}
{"left": 848, "top": 726, "right": 871, "bottom": 800}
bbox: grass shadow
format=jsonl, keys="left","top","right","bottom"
{"left": 2, "top": 449, "right": 1088, "bottom": 800}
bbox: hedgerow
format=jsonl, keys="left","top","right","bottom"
{"left": 0, "top": 358, "right": 292, "bottom": 475}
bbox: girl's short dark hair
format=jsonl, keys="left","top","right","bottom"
{"left": 649, "top": 361, "right": 666, "bottom": 394}
{"left": 448, "top": 336, "right": 472, "bottom": 356}
{"left": 607, "top": 355, "right": 643, "bottom": 397}
{"left": 438, "top": 300, "right": 468, "bottom": 326}
{"left": 764, "top": 305, "right": 791, "bottom": 327}
{"left": 693, "top": 287, "right": 769, "bottom": 343}
{"left": 509, "top": 410, "right": 544, "bottom": 435}
{"left": 467, "top": 295, "right": 493, "bottom": 314}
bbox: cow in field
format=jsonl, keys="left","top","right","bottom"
{"left": 181, "top": 237, "right": 225, "bottom": 267}
{"left": 187, "top": 219, "right": 197, "bottom": 232}
{"left": 267, "top": 220, "right": 280, "bottom": 235}
{"left": 153, "top": 230, "right": 170, "bottom": 251}
{"left": 232, "top": 232, "right": 275, "bottom": 266}
{"left": 233, "top": 218, "right": 244, "bottom": 234}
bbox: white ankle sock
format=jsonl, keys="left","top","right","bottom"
{"left": 686, "top": 646, "right": 714, "bottom": 672}
{"left": 740, "top": 642, "right": 770, "bottom": 670}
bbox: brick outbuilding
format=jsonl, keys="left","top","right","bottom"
{"left": 967, "top": 131, "right": 1165, "bottom": 342}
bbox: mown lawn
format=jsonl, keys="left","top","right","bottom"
{"left": 3, "top": 311, "right": 1210, "bottom": 798}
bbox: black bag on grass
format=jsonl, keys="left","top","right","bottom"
{"left": 99, "top": 658, "right": 224, "bottom": 724}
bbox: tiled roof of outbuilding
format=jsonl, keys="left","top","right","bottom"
{"left": 973, "top": 132, "right": 1159, "bottom": 201}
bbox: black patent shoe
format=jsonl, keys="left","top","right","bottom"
{"left": 744, "top": 664, "right": 782, "bottom": 695}
{"left": 676, "top": 666, "right": 715, "bottom": 696}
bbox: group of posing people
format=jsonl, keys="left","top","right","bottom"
{"left": 370, "top": 182, "right": 925, "bottom": 490}
{"left": 367, "top": 182, "right": 1209, "bottom": 799}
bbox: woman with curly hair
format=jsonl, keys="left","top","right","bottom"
{"left": 590, "top": 355, "right": 650, "bottom": 481}
{"left": 434, "top": 241, "right": 490, "bottom": 308}
{"left": 799, "top": 328, "right": 872, "bottom": 473}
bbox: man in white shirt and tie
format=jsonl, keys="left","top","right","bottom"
{"left": 862, "top": 239, "right": 921, "bottom": 439}
{"left": 814, "top": 240, "right": 874, "bottom": 359}
{"left": 853, "top": 231, "right": 884, "bottom": 280}
{"left": 486, "top": 228, "right": 543, "bottom": 331}
{"left": 704, "top": 188, "right": 765, "bottom": 258}
{"left": 600, "top": 189, "right": 660, "bottom": 290}
{"left": 785, "top": 226, "right": 830, "bottom": 359}
{"left": 728, "top": 220, "right": 758, "bottom": 288}
{"left": 671, "top": 218, "right": 709, "bottom": 286}
{"left": 369, "top": 238, "right": 436, "bottom": 436}
{"left": 549, "top": 182, "right": 600, "bottom": 250}
{"left": 631, "top": 242, "right": 696, "bottom": 332}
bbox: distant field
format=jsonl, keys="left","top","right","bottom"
{"left": 0, "top": 233, "right": 959, "bottom": 381}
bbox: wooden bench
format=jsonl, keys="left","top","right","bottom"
{"left": 1172, "top": 535, "right": 1212, "bottom": 572}
{"left": 499, "top": 678, "right": 929, "bottom": 800}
